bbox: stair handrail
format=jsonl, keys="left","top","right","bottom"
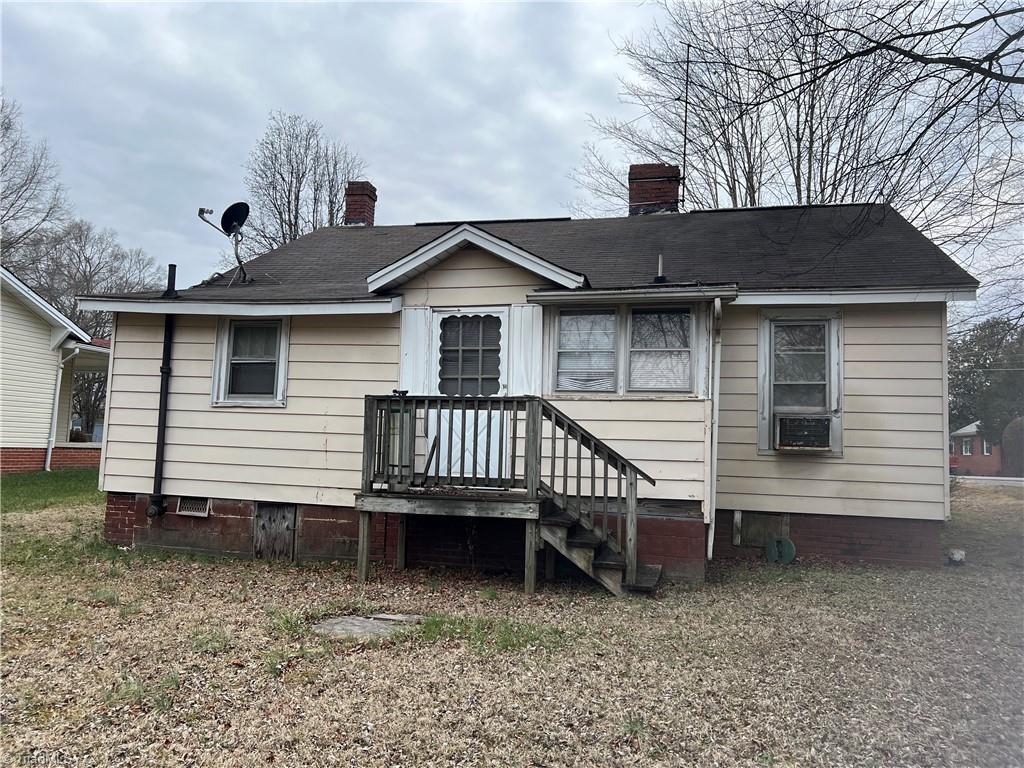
{"left": 537, "top": 398, "right": 656, "bottom": 487}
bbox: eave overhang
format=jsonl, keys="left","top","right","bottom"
{"left": 527, "top": 284, "right": 739, "bottom": 305}
{"left": 76, "top": 296, "right": 404, "bottom": 316}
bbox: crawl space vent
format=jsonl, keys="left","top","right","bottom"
{"left": 176, "top": 497, "right": 212, "bottom": 518}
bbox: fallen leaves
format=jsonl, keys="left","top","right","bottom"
{"left": 0, "top": 488, "right": 1021, "bottom": 767}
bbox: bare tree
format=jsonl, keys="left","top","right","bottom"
{"left": 11, "top": 220, "right": 163, "bottom": 436}
{"left": 573, "top": 0, "right": 1022, "bottom": 321}
{"left": 744, "top": 0, "right": 1024, "bottom": 324}
{"left": 14, "top": 219, "right": 163, "bottom": 339}
{"left": 0, "top": 96, "right": 67, "bottom": 255}
{"left": 243, "top": 110, "right": 366, "bottom": 256}
{"left": 759, "top": 2, "right": 1023, "bottom": 87}
{"left": 572, "top": 2, "right": 912, "bottom": 213}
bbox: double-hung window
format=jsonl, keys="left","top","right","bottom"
{"left": 961, "top": 438, "right": 973, "bottom": 456}
{"left": 628, "top": 309, "right": 692, "bottom": 391}
{"left": 556, "top": 310, "right": 617, "bottom": 391}
{"left": 554, "top": 307, "right": 694, "bottom": 393}
{"left": 982, "top": 439, "right": 992, "bottom": 456}
{"left": 213, "top": 318, "right": 289, "bottom": 406}
{"left": 758, "top": 310, "right": 842, "bottom": 455}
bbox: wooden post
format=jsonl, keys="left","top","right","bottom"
{"left": 545, "top": 542, "right": 556, "bottom": 581}
{"left": 524, "top": 520, "right": 538, "bottom": 594}
{"left": 357, "top": 510, "right": 371, "bottom": 583}
{"left": 361, "top": 397, "right": 376, "bottom": 493}
{"left": 524, "top": 399, "right": 542, "bottom": 500}
{"left": 395, "top": 514, "right": 407, "bottom": 571}
{"left": 625, "top": 468, "right": 638, "bottom": 585}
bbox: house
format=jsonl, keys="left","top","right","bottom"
{"left": 78, "top": 165, "right": 978, "bottom": 593}
{"left": 949, "top": 421, "right": 1003, "bottom": 476}
{"left": 1, "top": 266, "right": 111, "bottom": 474}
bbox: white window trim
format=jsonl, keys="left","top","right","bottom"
{"left": 961, "top": 438, "right": 973, "bottom": 456}
{"left": 212, "top": 317, "right": 290, "bottom": 407}
{"left": 983, "top": 439, "right": 992, "bottom": 456}
{"left": 757, "top": 308, "right": 843, "bottom": 457}
{"left": 427, "top": 306, "right": 510, "bottom": 396}
{"left": 546, "top": 304, "right": 705, "bottom": 397}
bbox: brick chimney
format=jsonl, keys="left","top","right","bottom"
{"left": 628, "top": 164, "right": 680, "bottom": 216}
{"left": 344, "top": 180, "right": 377, "bottom": 226}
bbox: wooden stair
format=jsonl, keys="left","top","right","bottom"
{"left": 539, "top": 497, "right": 662, "bottom": 597}
{"left": 359, "top": 394, "right": 661, "bottom": 596}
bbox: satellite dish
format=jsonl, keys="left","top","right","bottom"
{"left": 220, "top": 202, "right": 250, "bottom": 235}
{"left": 197, "top": 201, "right": 252, "bottom": 285}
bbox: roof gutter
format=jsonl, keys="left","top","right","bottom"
{"left": 732, "top": 287, "right": 977, "bottom": 305}
{"left": 527, "top": 285, "right": 739, "bottom": 305}
{"left": 76, "top": 296, "right": 403, "bottom": 316}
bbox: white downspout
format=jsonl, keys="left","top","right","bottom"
{"left": 706, "top": 298, "right": 723, "bottom": 560}
{"left": 45, "top": 347, "right": 79, "bottom": 471}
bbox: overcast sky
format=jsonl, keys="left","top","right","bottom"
{"left": 2, "top": 2, "right": 661, "bottom": 286}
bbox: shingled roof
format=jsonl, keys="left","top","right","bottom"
{"left": 88, "top": 203, "right": 978, "bottom": 304}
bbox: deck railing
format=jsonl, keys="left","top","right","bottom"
{"left": 360, "top": 394, "right": 655, "bottom": 582}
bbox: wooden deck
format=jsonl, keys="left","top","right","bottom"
{"left": 355, "top": 395, "right": 660, "bottom": 595}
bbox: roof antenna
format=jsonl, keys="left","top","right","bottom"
{"left": 653, "top": 253, "right": 667, "bottom": 284}
{"left": 198, "top": 202, "right": 251, "bottom": 285}
{"left": 680, "top": 43, "right": 690, "bottom": 212}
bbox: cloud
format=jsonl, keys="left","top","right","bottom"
{"left": 2, "top": 1, "right": 659, "bottom": 286}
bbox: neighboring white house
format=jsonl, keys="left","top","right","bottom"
{"left": 1, "top": 265, "right": 110, "bottom": 474}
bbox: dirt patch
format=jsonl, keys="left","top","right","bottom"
{"left": 1, "top": 487, "right": 1021, "bottom": 767}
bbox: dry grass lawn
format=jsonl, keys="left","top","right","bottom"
{"left": 2, "top": 486, "right": 1022, "bottom": 767}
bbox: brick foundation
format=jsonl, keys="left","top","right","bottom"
{"left": 104, "top": 494, "right": 367, "bottom": 561}
{"left": 103, "top": 492, "right": 138, "bottom": 545}
{"left": 50, "top": 446, "right": 101, "bottom": 470}
{"left": 102, "top": 493, "right": 710, "bottom": 580}
{"left": 711, "top": 510, "right": 942, "bottom": 567}
{"left": 638, "top": 514, "right": 706, "bottom": 585}
{"left": 0, "top": 446, "right": 101, "bottom": 474}
{"left": 1, "top": 447, "right": 45, "bottom": 474}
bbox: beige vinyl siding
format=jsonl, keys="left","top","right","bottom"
{"left": 716, "top": 303, "right": 947, "bottom": 521}
{"left": 400, "top": 246, "right": 709, "bottom": 507}
{"left": 102, "top": 312, "right": 400, "bottom": 506}
{"left": 399, "top": 247, "right": 552, "bottom": 306}
{"left": 1, "top": 286, "right": 59, "bottom": 447}
{"left": 545, "top": 398, "right": 708, "bottom": 504}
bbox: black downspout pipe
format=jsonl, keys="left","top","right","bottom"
{"left": 147, "top": 264, "right": 178, "bottom": 518}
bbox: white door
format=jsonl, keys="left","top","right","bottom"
{"left": 427, "top": 309, "right": 508, "bottom": 483}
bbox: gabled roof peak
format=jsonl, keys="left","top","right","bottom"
{"left": 366, "top": 222, "right": 587, "bottom": 293}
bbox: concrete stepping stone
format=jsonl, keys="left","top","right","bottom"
{"left": 312, "top": 613, "right": 423, "bottom": 640}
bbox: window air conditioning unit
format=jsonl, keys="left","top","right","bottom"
{"left": 775, "top": 415, "right": 831, "bottom": 451}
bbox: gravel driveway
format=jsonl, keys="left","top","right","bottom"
{"left": 2, "top": 486, "right": 1021, "bottom": 767}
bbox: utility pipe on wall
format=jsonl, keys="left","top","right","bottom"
{"left": 706, "top": 297, "right": 723, "bottom": 560}
{"left": 44, "top": 347, "right": 80, "bottom": 471}
{"left": 148, "top": 264, "right": 178, "bottom": 518}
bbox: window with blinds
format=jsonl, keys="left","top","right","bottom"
{"left": 556, "top": 310, "right": 617, "bottom": 391}
{"left": 628, "top": 309, "right": 692, "bottom": 390}
{"left": 771, "top": 321, "right": 828, "bottom": 411}
{"left": 228, "top": 320, "right": 281, "bottom": 397}
{"left": 438, "top": 315, "right": 501, "bottom": 396}
{"left": 757, "top": 311, "right": 843, "bottom": 455}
